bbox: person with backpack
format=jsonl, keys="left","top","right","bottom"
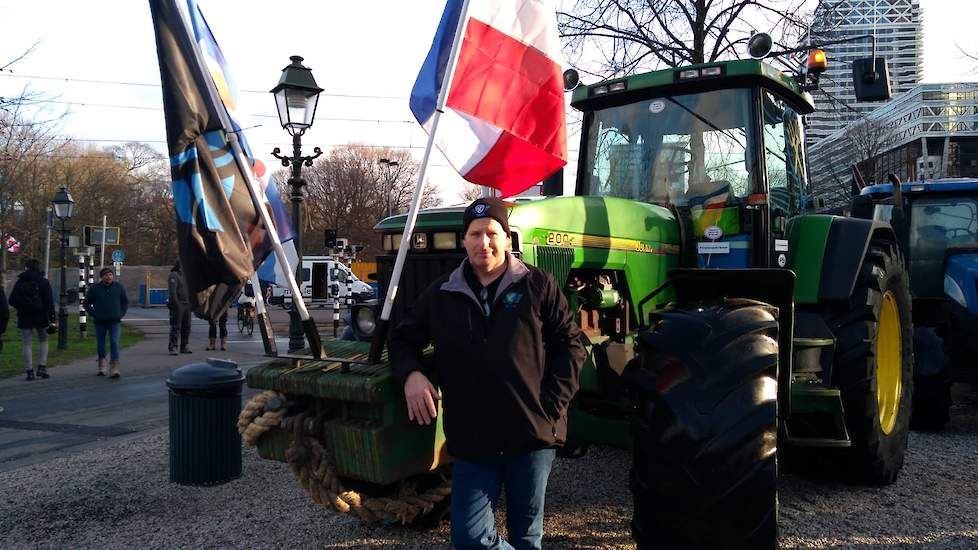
{"left": 84, "top": 267, "right": 129, "bottom": 378}
{"left": 8, "top": 259, "right": 56, "bottom": 381}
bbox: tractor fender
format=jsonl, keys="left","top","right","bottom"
{"left": 787, "top": 215, "right": 898, "bottom": 303}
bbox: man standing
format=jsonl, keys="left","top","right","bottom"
{"left": 390, "top": 198, "right": 586, "bottom": 550}
{"left": 84, "top": 267, "right": 129, "bottom": 378}
{"left": 167, "top": 261, "right": 192, "bottom": 355}
{"left": 8, "top": 259, "right": 56, "bottom": 381}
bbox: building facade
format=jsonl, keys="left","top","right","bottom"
{"left": 807, "top": 0, "right": 923, "bottom": 144}
{"left": 808, "top": 82, "right": 978, "bottom": 209}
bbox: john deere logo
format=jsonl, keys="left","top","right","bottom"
{"left": 473, "top": 204, "right": 489, "bottom": 216}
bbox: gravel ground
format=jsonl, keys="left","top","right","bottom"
{"left": 2, "top": 384, "right": 976, "bottom": 550}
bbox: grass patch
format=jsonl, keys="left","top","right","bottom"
{"left": 0, "top": 313, "right": 143, "bottom": 378}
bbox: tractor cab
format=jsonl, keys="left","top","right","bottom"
{"left": 856, "top": 179, "right": 978, "bottom": 319}
{"left": 573, "top": 60, "right": 813, "bottom": 270}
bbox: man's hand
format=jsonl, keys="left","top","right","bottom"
{"left": 404, "top": 371, "right": 439, "bottom": 425}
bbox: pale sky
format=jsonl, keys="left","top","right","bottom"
{"left": 1, "top": 0, "right": 975, "bottom": 203}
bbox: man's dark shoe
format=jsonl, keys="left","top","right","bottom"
{"left": 169, "top": 348, "right": 178, "bottom": 356}
{"left": 25, "top": 369, "right": 35, "bottom": 381}
{"left": 36, "top": 366, "right": 50, "bottom": 379}
{"left": 180, "top": 348, "right": 192, "bottom": 354}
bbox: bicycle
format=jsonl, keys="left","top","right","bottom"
{"left": 237, "top": 303, "right": 255, "bottom": 336}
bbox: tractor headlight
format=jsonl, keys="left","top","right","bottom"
{"left": 945, "top": 274, "right": 968, "bottom": 308}
{"left": 352, "top": 303, "right": 376, "bottom": 339}
{"left": 433, "top": 231, "right": 457, "bottom": 250}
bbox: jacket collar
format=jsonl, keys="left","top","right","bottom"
{"left": 441, "top": 252, "right": 529, "bottom": 306}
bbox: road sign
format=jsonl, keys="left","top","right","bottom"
{"left": 111, "top": 249, "right": 125, "bottom": 263}
{"left": 5, "top": 236, "right": 20, "bottom": 254}
{"left": 83, "top": 226, "right": 121, "bottom": 247}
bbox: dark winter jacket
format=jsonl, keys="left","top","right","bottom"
{"left": 390, "top": 253, "right": 586, "bottom": 460}
{"left": 168, "top": 270, "right": 189, "bottom": 310}
{"left": 0, "top": 286, "right": 9, "bottom": 335}
{"left": 8, "top": 269, "right": 56, "bottom": 330}
{"left": 84, "top": 281, "right": 129, "bottom": 325}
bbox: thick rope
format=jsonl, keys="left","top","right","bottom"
{"left": 237, "top": 390, "right": 285, "bottom": 447}
{"left": 284, "top": 411, "right": 452, "bottom": 525}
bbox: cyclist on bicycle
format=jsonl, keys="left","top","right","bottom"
{"left": 237, "top": 282, "right": 256, "bottom": 319}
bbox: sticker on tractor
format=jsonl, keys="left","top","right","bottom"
{"left": 545, "top": 232, "right": 574, "bottom": 246}
{"left": 697, "top": 241, "right": 730, "bottom": 254}
{"left": 704, "top": 225, "right": 723, "bottom": 240}
{"left": 649, "top": 100, "right": 665, "bottom": 113}
{"left": 775, "top": 239, "right": 789, "bottom": 252}
{"left": 778, "top": 253, "right": 787, "bottom": 267}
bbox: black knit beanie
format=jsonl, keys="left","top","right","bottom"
{"left": 462, "top": 198, "right": 510, "bottom": 235}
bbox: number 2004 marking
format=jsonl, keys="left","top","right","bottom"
{"left": 546, "top": 232, "right": 574, "bottom": 246}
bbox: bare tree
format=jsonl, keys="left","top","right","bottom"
{"left": 558, "top": 0, "right": 814, "bottom": 78}
{"left": 458, "top": 183, "right": 484, "bottom": 202}
{"left": 819, "top": 116, "right": 897, "bottom": 206}
{"left": 279, "top": 145, "right": 441, "bottom": 258}
{"left": 0, "top": 106, "right": 68, "bottom": 284}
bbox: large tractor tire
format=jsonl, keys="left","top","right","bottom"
{"left": 630, "top": 299, "right": 779, "bottom": 550}
{"left": 824, "top": 240, "right": 913, "bottom": 485}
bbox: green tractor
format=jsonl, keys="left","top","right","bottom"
{"left": 244, "top": 47, "right": 912, "bottom": 548}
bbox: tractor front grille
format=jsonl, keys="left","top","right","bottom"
{"left": 535, "top": 246, "right": 574, "bottom": 286}
{"left": 376, "top": 252, "right": 466, "bottom": 326}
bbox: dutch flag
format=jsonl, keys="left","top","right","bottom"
{"left": 410, "top": 0, "right": 567, "bottom": 198}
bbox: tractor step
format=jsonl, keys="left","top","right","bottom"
{"left": 784, "top": 384, "right": 851, "bottom": 447}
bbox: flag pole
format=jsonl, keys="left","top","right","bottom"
{"left": 370, "top": 0, "right": 473, "bottom": 363}
{"left": 177, "top": 1, "right": 323, "bottom": 358}
{"left": 251, "top": 271, "right": 277, "bottom": 356}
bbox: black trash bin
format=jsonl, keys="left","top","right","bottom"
{"left": 166, "top": 358, "right": 245, "bottom": 486}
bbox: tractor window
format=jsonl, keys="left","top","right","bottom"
{"left": 582, "top": 89, "right": 756, "bottom": 208}
{"left": 873, "top": 204, "right": 894, "bottom": 222}
{"left": 762, "top": 92, "right": 805, "bottom": 218}
{"left": 909, "top": 197, "right": 978, "bottom": 295}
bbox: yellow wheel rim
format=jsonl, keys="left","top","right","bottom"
{"left": 876, "top": 290, "right": 902, "bottom": 435}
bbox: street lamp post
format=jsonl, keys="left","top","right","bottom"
{"left": 378, "top": 158, "right": 399, "bottom": 217}
{"left": 51, "top": 187, "right": 75, "bottom": 351}
{"left": 270, "top": 55, "right": 323, "bottom": 353}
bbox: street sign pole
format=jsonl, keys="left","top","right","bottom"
{"left": 99, "top": 215, "right": 107, "bottom": 269}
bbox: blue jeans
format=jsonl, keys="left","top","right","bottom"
{"left": 95, "top": 322, "right": 121, "bottom": 361}
{"left": 451, "top": 448, "right": 556, "bottom": 550}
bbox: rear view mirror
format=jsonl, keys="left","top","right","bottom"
{"left": 852, "top": 57, "right": 891, "bottom": 101}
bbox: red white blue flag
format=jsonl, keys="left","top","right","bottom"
{"left": 410, "top": 0, "right": 567, "bottom": 198}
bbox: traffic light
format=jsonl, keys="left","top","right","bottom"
{"left": 324, "top": 228, "right": 337, "bottom": 249}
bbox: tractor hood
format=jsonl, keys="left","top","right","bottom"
{"left": 945, "top": 252, "right": 978, "bottom": 314}
{"left": 507, "top": 196, "right": 679, "bottom": 253}
{"left": 373, "top": 196, "right": 681, "bottom": 254}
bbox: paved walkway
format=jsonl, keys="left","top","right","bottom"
{"left": 0, "top": 306, "right": 340, "bottom": 472}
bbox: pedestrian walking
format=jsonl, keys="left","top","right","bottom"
{"left": 84, "top": 267, "right": 129, "bottom": 378}
{"left": 390, "top": 198, "right": 587, "bottom": 550}
{"left": 206, "top": 310, "right": 228, "bottom": 351}
{"left": 0, "top": 283, "right": 10, "bottom": 353}
{"left": 8, "top": 259, "right": 57, "bottom": 381}
{"left": 167, "top": 261, "right": 192, "bottom": 355}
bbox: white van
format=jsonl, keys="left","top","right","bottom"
{"left": 271, "top": 256, "right": 374, "bottom": 307}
